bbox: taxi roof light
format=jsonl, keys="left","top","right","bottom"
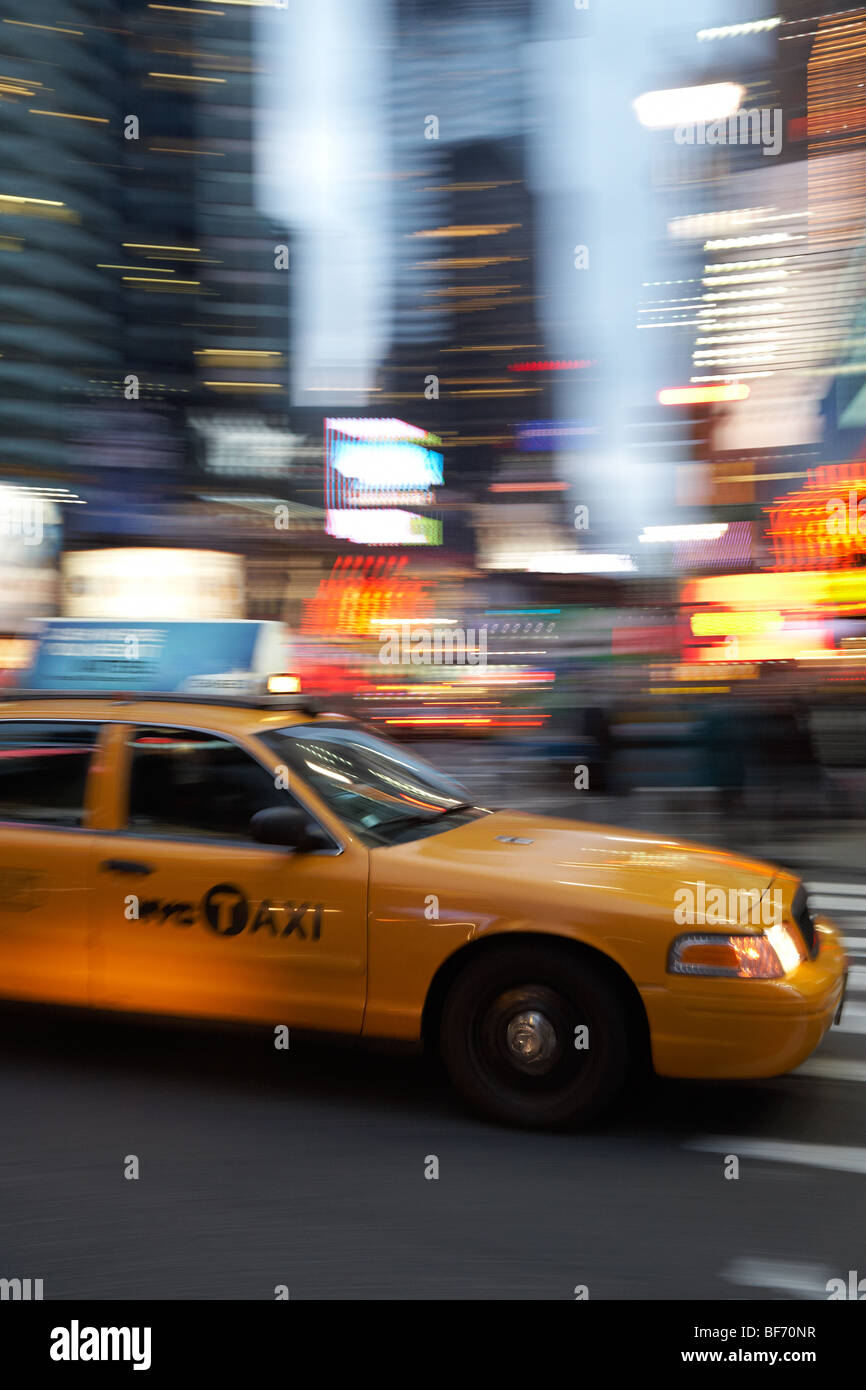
{"left": 266, "top": 673, "right": 302, "bottom": 695}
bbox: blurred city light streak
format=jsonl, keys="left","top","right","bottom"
{"left": 633, "top": 82, "right": 745, "bottom": 129}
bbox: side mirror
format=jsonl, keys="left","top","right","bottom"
{"left": 249, "top": 806, "right": 331, "bottom": 852}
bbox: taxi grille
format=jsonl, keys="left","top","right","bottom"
{"left": 791, "top": 884, "right": 818, "bottom": 959}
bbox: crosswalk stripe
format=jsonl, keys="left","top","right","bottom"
{"left": 688, "top": 1136, "right": 866, "bottom": 1175}
{"left": 808, "top": 882, "right": 866, "bottom": 897}
{"left": 835, "top": 1003, "right": 866, "bottom": 1035}
{"left": 722, "top": 1256, "right": 830, "bottom": 1299}
{"left": 811, "top": 896, "right": 866, "bottom": 913}
{"left": 796, "top": 1057, "right": 866, "bottom": 1083}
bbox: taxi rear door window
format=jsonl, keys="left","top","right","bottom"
{"left": 0, "top": 721, "right": 101, "bottom": 827}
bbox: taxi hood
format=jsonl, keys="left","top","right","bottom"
{"left": 375, "top": 809, "right": 777, "bottom": 913}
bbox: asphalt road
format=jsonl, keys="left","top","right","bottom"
{"left": 2, "top": 763, "right": 865, "bottom": 1301}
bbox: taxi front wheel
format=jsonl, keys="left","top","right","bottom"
{"left": 439, "top": 943, "right": 631, "bottom": 1130}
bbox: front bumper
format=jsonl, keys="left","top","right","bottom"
{"left": 641, "top": 915, "right": 847, "bottom": 1080}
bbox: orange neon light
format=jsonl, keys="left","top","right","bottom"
{"left": 301, "top": 554, "right": 432, "bottom": 637}
{"left": 767, "top": 472, "right": 866, "bottom": 570}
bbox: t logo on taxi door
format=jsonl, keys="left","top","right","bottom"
{"left": 202, "top": 883, "right": 248, "bottom": 936}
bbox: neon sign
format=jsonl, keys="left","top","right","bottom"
{"left": 767, "top": 462, "right": 866, "bottom": 570}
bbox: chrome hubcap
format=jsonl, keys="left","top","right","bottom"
{"left": 505, "top": 1010, "right": 558, "bottom": 1068}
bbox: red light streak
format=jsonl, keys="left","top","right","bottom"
{"left": 507, "top": 359, "right": 596, "bottom": 372}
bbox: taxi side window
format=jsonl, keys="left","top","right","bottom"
{"left": 0, "top": 721, "right": 100, "bottom": 827}
{"left": 126, "top": 726, "right": 296, "bottom": 842}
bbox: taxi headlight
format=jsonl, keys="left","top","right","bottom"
{"left": 764, "top": 922, "right": 806, "bottom": 974}
{"left": 668, "top": 924, "right": 804, "bottom": 979}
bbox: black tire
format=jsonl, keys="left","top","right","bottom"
{"left": 439, "top": 942, "right": 631, "bottom": 1130}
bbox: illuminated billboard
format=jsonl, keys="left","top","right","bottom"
{"left": 681, "top": 567, "right": 866, "bottom": 664}
{"left": 62, "top": 549, "right": 244, "bottom": 621}
{"left": 324, "top": 418, "right": 443, "bottom": 545}
{"left": 330, "top": 440, "right": 442, "bottom": 498}
{"left": 327, "top": 509, "right": 443, "bottom": 546}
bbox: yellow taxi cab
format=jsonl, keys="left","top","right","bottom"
{"left": 0, "top": 685, "right": 847, "bottom": 1129}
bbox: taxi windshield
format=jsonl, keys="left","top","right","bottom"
{"left": 259, "top": 724, "right": 486, "bottom": 847}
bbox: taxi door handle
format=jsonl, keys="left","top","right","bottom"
{"left": 100, "top": 858, "right": 154, "bottom": 876}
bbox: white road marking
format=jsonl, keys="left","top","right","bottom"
{"left": 723, "top": 1256, "right": 831, "bottom": 1299}
{"left": 811, "top": 896, "right": 866, "bottom": 914}
{"left": 835, "top": 1002, "right": 866, "bottom": 1035}
{"left": 689, "top": 1137, "right": 866, "bottom": 1175}
{"left": 796, "top": 1057, "right": 866, "bottom": 1083}
{"left": 808, "top": 882, "right": 866, "bottom": 897}
{"left": 847, "top": 965, "right": 866, "bottom": 990}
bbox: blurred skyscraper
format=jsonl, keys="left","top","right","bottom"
{"left": 0, "top": 2, "right": 121, "bottom": 478}
{"left": 0, "top": 0, "right": 311, "bottom": 591}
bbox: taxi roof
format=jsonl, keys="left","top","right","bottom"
{"left": 0, "top": 691, "right": 332, "bottom": 736}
